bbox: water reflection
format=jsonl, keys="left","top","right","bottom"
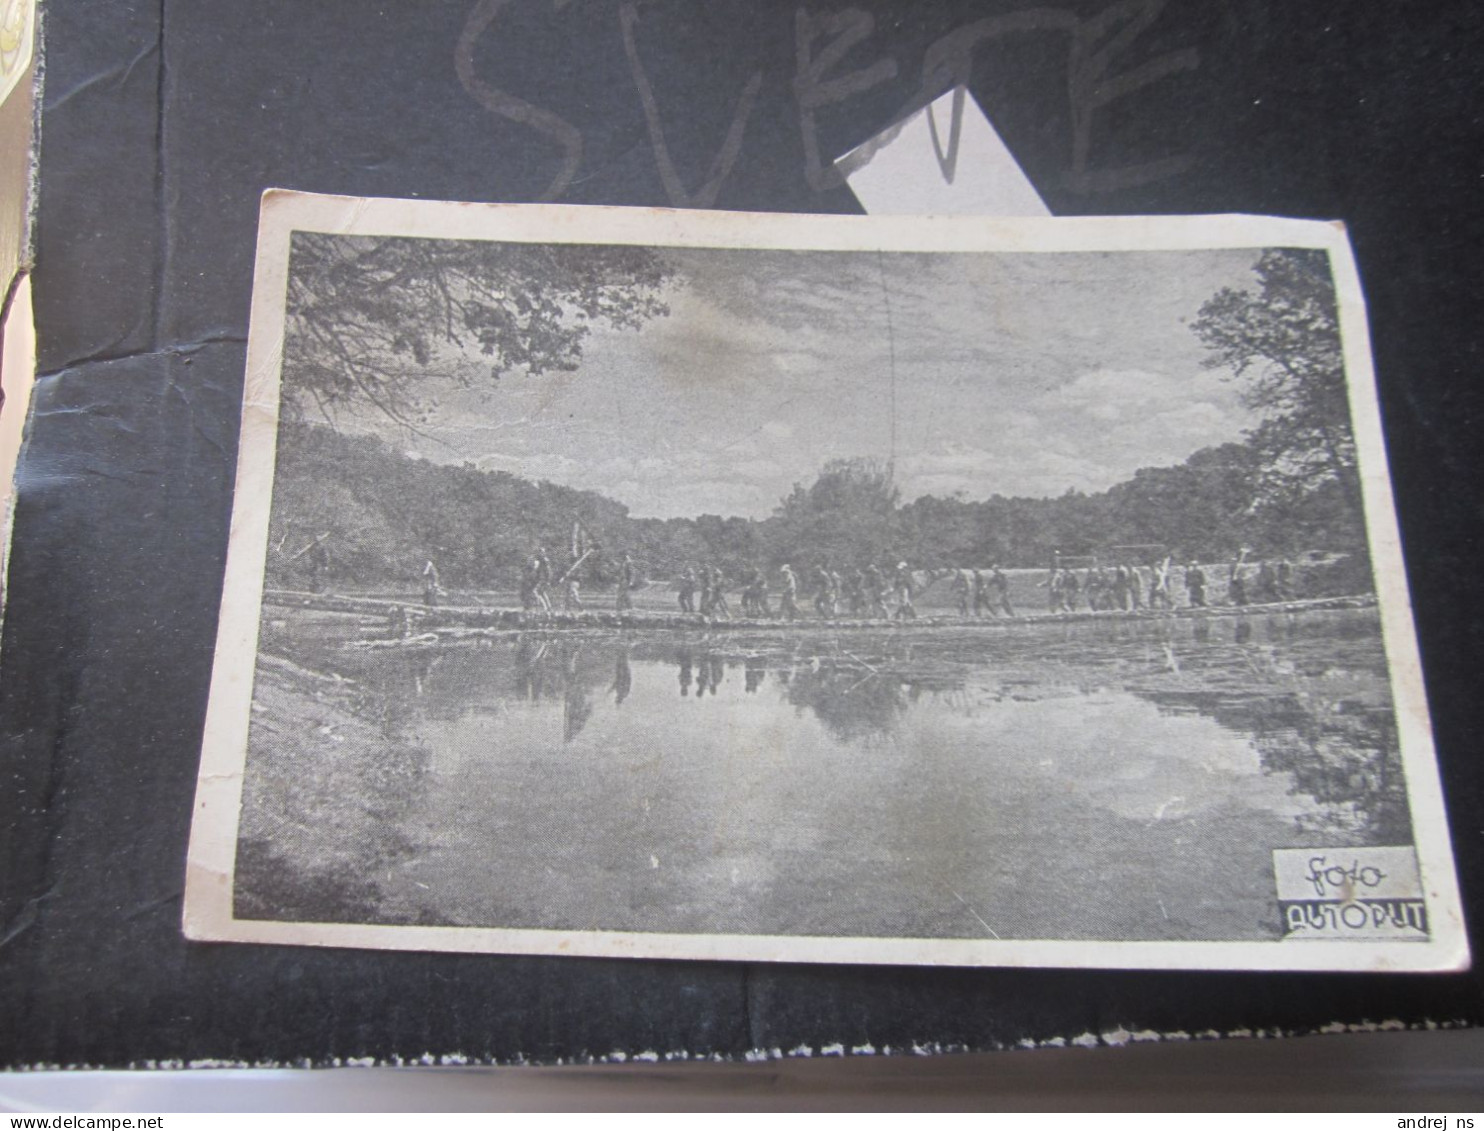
{"left": 1132, "top": 680, "right": 1405, "bottom": 842}
{"left": 612, "top": 647, "right": 633, "bottom": 707}
{"left": 250, "top": 609, "right": 1411, "bottom": 938}
{"left": 745, "top": 655, "right": 766, "bottom": 694}
{"left": 782, "top": 663, "right": 913, "bottom": 745}
{"left": 563, "top": 645, "right": 593, "bottom": 743}
{"left": 340, "top": 615, "right": 1407, "bottom": 814}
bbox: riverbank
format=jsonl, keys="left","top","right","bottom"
{"left": 233, "top": 652, "right": 434, "bottom": 925}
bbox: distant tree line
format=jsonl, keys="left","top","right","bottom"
{"left": 266, "top": 425, "right": 1363, "bottom": 593}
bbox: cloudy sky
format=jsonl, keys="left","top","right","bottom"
{"left": 328, "top": 244, "right": 1264, "bottom": 520}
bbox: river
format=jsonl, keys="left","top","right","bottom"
{"left": 236, "top": 608, "right": 1409, "bottom": 942}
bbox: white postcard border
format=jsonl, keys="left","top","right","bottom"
{"left": 183, "top": 191, "right": 1468, "bottom": 973}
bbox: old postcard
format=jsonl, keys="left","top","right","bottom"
{"left": 184, "top": 191, "right": 1467, "bottom": 970}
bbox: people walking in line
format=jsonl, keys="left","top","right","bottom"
{"left": 563, "top": 571, "right": 584, "bottom": 611}
{"left": 779, "top": 564, "right": 800, "bottom": 620}
{"left": 1276, "top": 558, "right": 1295, "bottom": 600}
{"left": 699, "top": 565, "right": 714, "bottom": 616}
{"left": 971, "top": 568, "right": 989, "bottom": 616}
{"left": 742, "top": 566, "right": 771, "bottom": 617}
{"left": 952, "top": 568, "right": 971, "bottom": 617}
{"left": 1149, "top": 557, "right": 1173, "bottom": 609}
{"left": 533, "top": 546, "right": 554, "bottom": 613}
{"left": 1254, "top": 559, "right": 1280, "bottom": 603}
{"left": 1041, "top": 567, "right": 1062, "bottom": 613}
{"left": 1084, "top": 567, "right": 1104, "bottom": 611}
{"left": 893, "top": 562, "right": 916, "bottom": 620}
{"left": 616, "top": 553, "right": 635, "bottom": 612}
{"left": 678, "top": 565, "right": 697, "bottom": 613}
{"left": 1111, "top": 565, "right": 1131, "bottom": 611}
{"left": 709, "top": 566, "right": 732, "bottom": 619}
{"left": 1062, "top": 568, "right": 1081, "bottom": 613}
{"left": 989, "top": 564, "right": 1014, "bottom": 617}
{"left": 740, "top": 567, "right": 759, "bottom": 616}
{"left": 1185, "top": 560, "right": 1207, "bottom": 608}
{"left": 813, "top": 563, "right": 835, "bottom": 619}
{"left": 1228, "top": 550, "right": 1250, "bottom": 606}
{"left": 865, "top": 563, "right": 889, "bottom": 618}
{"left": 421, "top": 558, "right": 441, "bottom": 607}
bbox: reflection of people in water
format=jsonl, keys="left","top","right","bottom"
{"left": 562, "top": 644, "right": 592, "bottom": 742}
{"left": 688, "top": 652, "right": 727, "bottom": 697}
{"left": 410, "top": 651, "right": 440, "bottom": 699}
{"left": 515, "top": 637, "right": 550, "bottom": 701}
{"left": 374, "top": 650, "right": 443, "bottom": 738}
{"left": 745, "top": 655, "right": 766, "bottom": 694}
{"left": 612, "top": 647, "right": 632, "bottom": 706}
{"left": 677, "top": 650, "right": 693, "bottom": 697}
{"left": 1234, "top": 617, "right": 1253, "bottom": 644}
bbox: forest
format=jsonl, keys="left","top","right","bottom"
{"left": 265, "top": 421, "right": 1362, "bottom": 593}
{"left": 268, "top": 240, "right": 1366, "bottom": 592}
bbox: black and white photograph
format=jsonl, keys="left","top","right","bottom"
{"left": 184, "top": 194, "right": 1466, "bottom": 970}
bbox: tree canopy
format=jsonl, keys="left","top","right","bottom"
{"left": 768, "top": 457, "right": 899, "bottom": 568}
{"left": 1192, "top": 248, "right": 1361, "bottom": 525}
{"left": 280, "top": 233, "right": 672, "bottom": 424}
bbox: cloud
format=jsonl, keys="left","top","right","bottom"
{"left": 890, "top": 362, "right": 1255, "bottom": 503}
{"left": 897, "top": 439, "right": 1119, "bottom": 501}
{"left": 337, "top": 246, "right": 1264, "bottom": 518}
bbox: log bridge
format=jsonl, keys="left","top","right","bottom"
{"left": 262, "top": 588, "right": 1378, "bottom": 634}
